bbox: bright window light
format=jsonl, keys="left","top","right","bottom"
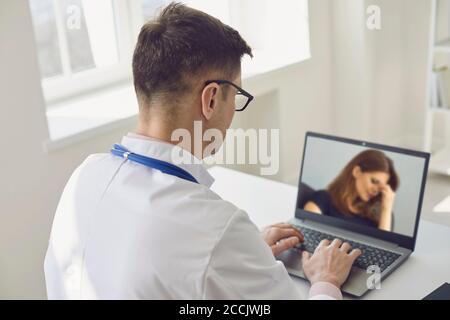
{"left": 81, "top": 0, "right": 118, "bottom": 68}
{"left": 29, "top": 0, "right": 310, "bottom": 103}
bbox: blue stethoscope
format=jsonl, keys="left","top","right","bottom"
{"left": 110, "top": 144, "right": 198, "bottom": 184}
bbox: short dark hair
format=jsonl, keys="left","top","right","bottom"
{"left": 132, "top": 2, "right": 252, "bottom": 107}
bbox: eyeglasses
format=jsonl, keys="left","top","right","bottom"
{"left": 205, "top": 80, "right": 254, "bottom": 111}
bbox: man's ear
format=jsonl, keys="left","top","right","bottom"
{"left": 352, "top": 166, "right": 362, "bottom": 178}
{"left": 201, "top": 83, "right": 220, "bottom": 120}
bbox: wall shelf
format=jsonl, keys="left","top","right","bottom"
{"left": 435, "top": 37, "right": 450, "bottom": 52}
{"left": 430, "top": 106, "right": 450, "bottom": 114}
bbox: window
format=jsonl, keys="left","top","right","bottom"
{"left": 32, "top": 0, "right": 310, "bottom": 147}
{"left": 29, "top": 0, "right": 166, "bottom": 103}
{"left": 30, "top": 0, "right": 309, "bottom": 104}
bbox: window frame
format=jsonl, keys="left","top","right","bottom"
{"left": 35, "top": 0, "right": 310, "bottom": 105}
{"left": 39, "top": 0, "right": 140, "bottom": 104}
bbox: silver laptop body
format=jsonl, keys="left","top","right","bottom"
{"left": 277, "top": 132, "right": 430, "bottom": 297}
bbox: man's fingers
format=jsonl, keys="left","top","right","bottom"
{"left": 271, "top": 237, "right": 300, "bottom": 256}
{"left": 277, "top": 224, "right": 304, "bottom": 241}
{"left": 275, "top": 227, "right": 304, "bottom": 242}
{"left": 330, "top": 238, "right": 342, "bottom": 248}
{"left": 349, "top": 249, "right": 362, "bottom": 261}
{"left": 271, "top": 222, "right": 295, "bottom": 229}
{"left": 340, "top": 242, "right": 352, "bottom": 253}
{"left": 316, "top": 239, "right": 330, "bottom": 251}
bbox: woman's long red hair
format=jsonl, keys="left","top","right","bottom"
{"left": 328, "top": 149, "right": 399, "bottom": 225}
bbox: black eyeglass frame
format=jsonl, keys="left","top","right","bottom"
{"left": 204, "top": 80, "right": 254, "bottom": 111}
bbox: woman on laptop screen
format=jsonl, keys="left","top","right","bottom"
{"left": 303, "top": 149, "right": 399, "bottom": 231}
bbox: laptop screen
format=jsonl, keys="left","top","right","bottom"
{"left": 298, "top": 134, "right": 428, "bottom": 238}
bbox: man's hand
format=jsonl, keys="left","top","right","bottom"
{"left": 302, "top": 239, "right": 362, "bottom": 288}
{"left": 261, "top": 223, "right": 304, "bottom": 256}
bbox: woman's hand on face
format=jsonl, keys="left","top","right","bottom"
{"left": 380, "top": 184, "right": 395, "bottom": 212}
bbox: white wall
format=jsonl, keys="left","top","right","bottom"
{"left": 332, "top": 0, "right": 412, "bottom": 145}
{"left": 331, "top": 0, "right": 373, "bottom": 140}
{"left": 365, "top": 0, "right": 409, "bottom": 143}
{"left": 228, "top": 0, "right": 334, "bottom": 184}
{"left": 330, "top": 0, "right": 442, "bottom": 150}
{"left": 0, "top": 0, "right": 434, "bottom": 298}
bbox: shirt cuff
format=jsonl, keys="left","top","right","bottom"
{"left": 308, "top": 282, "right": 343, "bottom": 300}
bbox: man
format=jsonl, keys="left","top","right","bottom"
{"left": 44, "top": 2, "right": 361, "bottom": 299}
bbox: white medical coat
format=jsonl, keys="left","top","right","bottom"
{"left": 44, "top": 133, "right": 337, "bottom": 299}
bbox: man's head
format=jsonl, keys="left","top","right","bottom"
{"left": 132, "top": 2, "right": 252, "bottom": 156}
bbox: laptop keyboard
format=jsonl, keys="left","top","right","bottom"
{"left": 293, "top": 225, "right": 401, "bottom": 272}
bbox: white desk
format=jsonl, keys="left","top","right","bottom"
{"left": 209, "top": 166, "right": 450, "bottom": 300}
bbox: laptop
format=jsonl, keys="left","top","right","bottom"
{"left": 277, "top": 132, "right": 430, "bottom": 297}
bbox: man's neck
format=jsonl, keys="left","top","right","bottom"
{"left": 135, "top": 128, "right": 176, "bottom": 146}
{"left": 136, "top": 115, "right": 185, "bottom": 144}
{"left": 136, "top": 120, "right": 204, "bottom": 159}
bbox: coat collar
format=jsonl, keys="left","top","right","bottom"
{"left": 120, "top": 133, "right": 215, "bottom": 188}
